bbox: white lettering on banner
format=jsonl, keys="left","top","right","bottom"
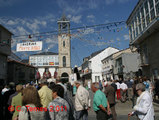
{"left": 16, "top": 41, "right": 42, "bottom": 51}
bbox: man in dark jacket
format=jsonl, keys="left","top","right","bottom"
{"left": 105, "top": 82, "right": 117, "bottom": 120}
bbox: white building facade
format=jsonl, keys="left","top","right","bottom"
{"left": 89, "top": 47, "right": 119, "bottom": 82}
{"left": 29, "top": 52, "right": 59, "bottom": 79}
{"left": 101, "top": 54, "right": 115, "bottom": 81}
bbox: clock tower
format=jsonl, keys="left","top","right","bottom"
{"left": 57, "top": 15, "right": 72, "bottom": 82}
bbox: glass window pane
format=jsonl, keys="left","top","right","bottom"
{"left": 151, "top": 9, "right": 155, "bottom": 20}
{"left": 149, "top": 0, "right": 154, "bottom": 9}
{"left": 63, "top": 56, "right": 66, "bottom": 67}
{"left": 156, "top": 3, "right": 159, "bottom": 16}
{"left": 146, "top": 15, "right": 150, "bottom": 25}
{"left": 144, "top": 1, "right": 149, "bottom": 14}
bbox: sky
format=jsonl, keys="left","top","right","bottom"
{"left": 0, "top": 0, "right": 138, "bottom": 67}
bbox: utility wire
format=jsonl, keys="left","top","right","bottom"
{"left": 13, "top": 21, "right": 126, "bottom": 38}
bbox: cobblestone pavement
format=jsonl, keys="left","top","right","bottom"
{"left": 70, "top": 90, "right": 159, "bottom": 120}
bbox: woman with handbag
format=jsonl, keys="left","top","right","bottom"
{"left": 128, "top": 83, "right": 155, "bottom": 120}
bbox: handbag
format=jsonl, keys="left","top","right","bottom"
{"left": 25, "top": 106, "right": 31, "bottom": 120}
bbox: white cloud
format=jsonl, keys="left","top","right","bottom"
{"left": 87, "top": 15, "right": 95, "bottom": 19}
{"left": 87, "top": 0, "right": 97, "bottom": 9}
{"left": 0, "top": 14, "right": 56, "bottom": 51}
{"left": 56, "top": 0, "right": 82, "bottom": 14}
{"left": 96, "top": 41, "right": 107, "bottom": 46}
{"left": 116, "top": 37, "right": 120, "bottom": 41}
{"left": 7, "top": 20, "right": 18, "bottom": 25}
{"left": 118, "top": 0, "right": 130, "bottom": 3}
{"left": 105, "top": 0, "right": 115, "bottom": 5}
{"left": 104, "top": 20, "right": 110, "bottom": 23}
{"left": 71, "top": 15, "right": 82, "bottom": 24}
{"left": 16, "top": 26, "right": 29, "bottom": 35}
{"left": 67, "top": 14, "right": 82, "bottom": 24}
{"left": 83, "top": 28, "right": 94, "bottom": 35}
{"left": 45, "top": 36, "right": 58, "bottom": 44}
{"left": 87, "top": 15, "right": 95, "bottom": 23}
{"left": 123, "top": 34, "right": 129, "bottom": 40}
{"left": 45, "top": 35, "right": 58, "bottom": 49}
{"left": 0, "top": 0, "right": 21, "bottom": 7}
{"left": 48, "top": 43, "right": 56, "bottom": 49}
{"left": 105, "top": 0, "right": 130, "bottom": 5}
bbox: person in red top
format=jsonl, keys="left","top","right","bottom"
{"left": 43, "top": 68, "right": 51, "bottom": 79}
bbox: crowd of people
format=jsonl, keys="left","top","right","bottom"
{"left": 0, "top": 76, "right": 159, "bottom": 120}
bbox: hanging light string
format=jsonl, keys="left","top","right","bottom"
{"left": 12, "top": 21, "right": 126, "bottom": 39}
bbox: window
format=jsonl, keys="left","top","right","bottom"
{"left": 141, "top": 44, "right": 149, "bottom": 64}
{"left": 63, "top": 41, "right": 65, "bottom": 47}
{"left": 135, "top": 16, "right": 138, "bottom": 37}
{"left": 43, "top": 63, "right": 48, "bottom": 65}
{"left": 149, "top": 0, "right": 154, "bottom": 9}
{"left": 63, "top": 56, "right": 66, "bottom": 67}
{"left": 144, "top": 1, "right": 150, "bottom": 26}
{"left": 141, "top": 6, "right": 146, "bottom": 29}
{"left": 137, "top": 12, "right": 142, "bottom": 34}
{"left": 155, "top": 0, "right": 159, "bottom": 4}
{"left": 144, "top": 1, "right": 149, "bottom": 14}
{"left": 156, "top": 2, "right": 159, "bottom": 16}
{"left": 95, "top": 76, "right": 100, "bottom": 82}
{"left": 132, "top": 20, "right": 135, "bottom": 38}
{"left": 150, "top": 9, "right": 155, "bottom": 20}
{"left": 146, "top": 15, "right": 150, "bottom": 25}
{"left": 129, "top": 26, "right": 133, "bottom": 41}
{"left": 152, "top": 68, "right": 159, "bottom": 79}
{"left": 149, "top": 0, "right": 155, "bottom": 20}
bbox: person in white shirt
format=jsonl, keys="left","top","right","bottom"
{"left": 74, "top": 81, "right": 91, "bottom": 120}
{"left": 1, "top": 85, "right": 9, "bottom": 95}
{"left": 128, "top": 83, "right": 154, "bottom": 120}
{"left": 56, "top": 76, "right": 68, "bottom": 99}
{"left": 120, "top": 81, "right": 128, "bottom": 102}
{"left": 115, "top": 80, "right": 121, "bottom": 100}
{"left": 88, "top": 81, "right": 91, "bottom": 89}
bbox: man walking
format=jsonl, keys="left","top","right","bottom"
{"left": 120, "top": 81, "right": 128, "bottom": 102}
{"left": 115, "top": 80, "right": 121, "bottom": 100}
{"left": 74, "top": 81, "right": 90, "bottom": 120}
{"left": 91, "top": 82, "right": 111, "bottom": 120}
{"left": 105, "top": 82, "right": 117, "bottom": 120}
{"left": 38, "top": 79, "right": 52, "bottom": 108}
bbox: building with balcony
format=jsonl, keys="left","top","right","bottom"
{"left": 113, "top": 48, "right": 140, "bottom": 80}
{"left": 0, "top": 25, "right": 13, "bottom": 85}
{"left": 127, "top": 0, "right": 159, "bottom": 80}
{"left": 29, "top": 52, "right": 59, "bottom": 79}
{"left": 101, "top": 54, "right": 115, "bottom": 81}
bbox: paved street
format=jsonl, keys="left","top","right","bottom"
{"left": 71, "top": 90, "right": 159, "bottom": 120}
{"left": 88, "top": 100, "right": 159, "bottom": 120}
